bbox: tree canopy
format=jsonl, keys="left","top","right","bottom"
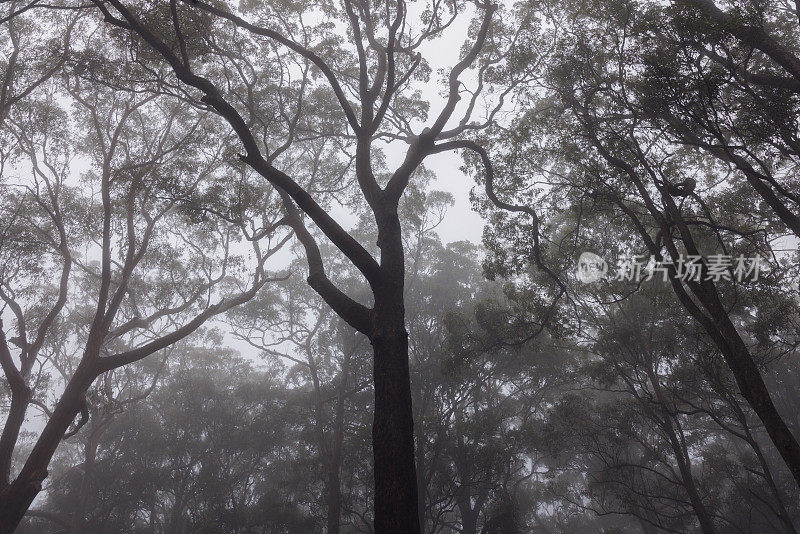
{"left": 2, "top": 0, "right": 800, "bottom": 532}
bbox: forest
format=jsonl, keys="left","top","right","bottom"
{"left": 1, "top": 0, "right": 800, "bottom": 532}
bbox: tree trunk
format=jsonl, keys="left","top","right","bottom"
{"left": 327, "top": 459, "right": 342, "bottom": 534}
{"left": 664, "top": 425, "right": 717, "bottom": 534}
{"left": 0, "top": 386, "right": 31, "bottom": 488}
{"left": 412, "top": 364, "right": 429, "bottom": 534}
{"left": 367, "top": 204, "right": 420, "bottom": 533}
{"left": 415, "top": 431, "right": 426, "bottom": 533}
{"left": 326, "top": 342, "right": 354, "bottom": 534}
{"left": 717, "top": 315, "right": 800, "bottom": 488}
{"left": 658, "top": 189, "right": 800, "bottom": 489}
{"left": 645, "top": 367, "right": 716, "bottom": 534}
{"left": 461, "top": 510, "right": 478, "bottom": 534}
{"left": 681, "top": 274, "right": 800, "bottom": 487}
{"left": 71, "top": 433, "right": 99, "bottom": 534}
{"left": 371, "top": 296, "right": 419, "bottom": 533}
{"left": 740, "top": 420, "right": 799, "bottom": 533}
{"left": 0, "top": 361, "right": 92, "bottom": 533}
{"left": 589, "top": 114, "right": 800, "bottom": 490}
{"left": 326, "top": 395, "right": 344, "bottom": 534}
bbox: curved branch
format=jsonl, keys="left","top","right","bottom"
{"left": 432, "top": 139, "right": 565, "bottom": 292}
{"left": 94, "top": 0, "right": 382, "bottom": 288}
{"left": 278, "top": 191, "right": 372, "bottom": 335}
{"left": 95, "top": 271, "right": 282, "bottom": 373}
{"left": 384, "top": 2, "right": 497, "bottom": 202}
{"left": 678, "top": 0, "right": 800, "bottom": 83}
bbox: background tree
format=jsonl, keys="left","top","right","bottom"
{"left": 23, "top": 342, "right": 311, "bottom": 534}
{"left": 227, "top": 252, "right": 372, "bottom": 534}
{"left": 0, "top": 46, "right": 288, "bottom": 527}
{"left": 466, "top": 0, "right": 800, "bottom": 492}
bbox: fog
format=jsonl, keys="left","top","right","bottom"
{"left": 2, "top": 0, "right": 800, "bottom": 532}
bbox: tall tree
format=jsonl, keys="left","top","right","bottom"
{"left": 0, "top": 60, "right": 287, "bottom": 528}
{"left": 25, "top": 343, "right": 312, "bottom": 533}
{"left": 228, "top": 256, "right": 370, "bottom": 534}
{"left": 84, "top": 0, "right": 519, "bottom": 529}
{"left": 467, "top": 0, "right": 800, "bottom": 490}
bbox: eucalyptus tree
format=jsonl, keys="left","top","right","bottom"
{"left": 406, "top": 239, "right": 520, "bottom": 534}
{"left": 79, "top": 0, "right": 524, "bottom": 529}
{"left": 400, "top": 208, "right": 570, "bottom": 533}
{"left": 468, "top": 0, "right": 800, "bottom": 491}
{"left": 60, "top": 347, "right": 170, "bottom": 533}
{"left": 582, "top": 292, "right": 747, "bottom": 533}
{"left": 0, "top": 64, "right": 289, "bottom": 528}
{"left": 521, "top": 283, "right": 799, "bottom": 533}
{"left": 20, "top": 340, "right": 170, "bottom": 532}
{"left": 652, "top": 0, "right": 800, "bottom": 237}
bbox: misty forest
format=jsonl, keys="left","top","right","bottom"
{"left": 1, "top": 0, "right": 800, "bottom": 532}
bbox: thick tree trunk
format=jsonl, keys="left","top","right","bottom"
{"left": 368, "top": 205, "right": 420, "bottom": 533}
{"left": 0, "top": 362, "right": 93, "bottom": 533}
{"left": 371, "top": 299, "right": 420, "bottom": 533}
{"left": 0, "top": 387, "right": 30, "bottom": 488}
{"left": 680, "top": 278, "right": 800, "bottom": 488}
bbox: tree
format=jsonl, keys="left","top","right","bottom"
{"left": 82, "top": 0, "right": 520, "bottom": 529}
{"left": 0, "top": 1, "right": 74, "bottom": 126}
{"left": 0, "top": 53, "right": 288, "bottom": 528}
{"left": 227, "top": 256, "right": 371, "bottom": 534}
{"left": 468, "top": 0, "right": 800, "bottom": 490}
{"left": 25, "top": 343, "right": 313, "bottom": 533}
